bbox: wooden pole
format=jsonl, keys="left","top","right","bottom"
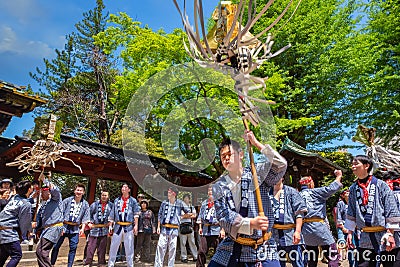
{"left": 242, "top": 118, "right": 270, "bottom": 241}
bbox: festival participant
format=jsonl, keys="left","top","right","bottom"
{"left": 179, "top": 193, "right": 198, "bottom": 263}
{"left": 35, "top": 178, "right": 64, "bottom": 267}
{"left": 381, "top": 170, "right": 400, "bottom": 208}
{"left": 0, "top": 180, "right": 33, "bottom": 267}
{"left": 196, "top": 184, "right": 225, "bottom": 267}
{"left": 299, "top": 172, "right": 342, "bottom": 267}
{"left": 208, "top": 131, "right": 288, "bottom": 267}
{"left": 135, "top": 197, "right": 155, "bottom": 263}
{"left": 0, "top": 179, "right": 13, "bottom": 201}
{"left": 155, "top": 186, "right": 192, "bottom": 267}
{"left": 344, "top": 155, "right": 400, "bottom": 267}
{"left": 50, "top": 183, "right": 90, "bottom": 267}
{"left": 0, "top": 179, "right": 13, "bottom": 190}
{"left": 270, "top": 177, "right": 307, "bottom": 267}
{"left": 0, "top": 189, "right": 9, "bottom": 212}
{"left": 108, "top": 183, "right": 139, "bottom": 267}
{"left": 335, "top": 189, "right": 358, "bottom": 267}
{"left": 83, "top": 191, "right": 113, "bottom": 267}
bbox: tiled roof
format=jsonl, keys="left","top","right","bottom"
{"left": 280, "top": 137, "right": 346, "bottom": 172}
{"left": 59, "top": 134, "right": 151, "bottom": 166}
{"left": 0, "top": 134, "right": 212, "bottom": 179}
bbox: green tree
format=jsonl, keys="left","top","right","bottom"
{"left": 31, "top": 0, "right": 119, "bottom": 144}
{"left": 252, "top": 0, "right": 366, "bottom": 148}
{"left": 349, "top": 0, "right": 400, "bottom": 149}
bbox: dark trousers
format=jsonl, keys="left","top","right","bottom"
{"left": 196, "top": 235, "right": 219, "bottom": 267}
{"left": 278, "top": 245, "right": 306, "bottom": 267}
{"left": 84, "top": 235, "right": 108, "bottom": 265}
{"left": 0, "top": 241, "right": 22, "bottom": 267}
{"left": 306, "top": 243, "right": 340, "bottom": 267}
{"left": 357, "top": 247, "right": 400, "bottom": 267}
{"left": 36, "top": 238, "right": 54, "bottom": 267}
{"left": 51, "top": 233, "right": 79, "bottom": 267}
{"left": 83, "top": 229, "right": 90, "bottom": 260}
{"left": 135, "top": 232, "right": 152, "bottom": 262}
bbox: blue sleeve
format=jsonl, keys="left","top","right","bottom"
{"left": 89, "top": 202, "right": 96, "bottom": 222}
{"left": 290, "top": 187, "right": 307, "bottom": 216}
{"left": 213, "top": 183, "right": 242, "bottom": 239}
{"left": 158, "top": 202, "right": 165, "bottom": 223}
{"left": 346, "top": 184, "right": 356, "bottom": 221}
{"left": 380, "top": 182, "right": 400, "bottom": 221}
{"left": 82, "top": 201, "right": 90, "bottom": 223}
{"left": 313, "top": 180, "right": 342, "bottom": 200}
{"left": 133, "top": 199, "right": 140, "bottom": 215}
{"left": 108, "top": 199, "right": 116, "bottom": 221}
{"left": 19, "top": 202, "right": 33, "bottom": 235}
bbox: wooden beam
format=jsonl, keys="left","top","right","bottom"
{"left": 87, "top": 176, "right": 97, "bottom": 204}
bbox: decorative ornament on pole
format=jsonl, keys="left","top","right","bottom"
{"left": 173, "top": 0, "right": 302, "bottom": 252}
{"left": 352, "top": 124, "right": 400, "bottom": 173}
{"left": 6, "top": 114, "right": 82, "bottom": 177}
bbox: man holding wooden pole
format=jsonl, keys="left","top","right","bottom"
{"left": 208, "top": 130, "right": 287, "bottom": 267}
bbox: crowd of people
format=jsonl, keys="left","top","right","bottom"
{"left": 1, "top": 131, "right": 400, "bottom": 267}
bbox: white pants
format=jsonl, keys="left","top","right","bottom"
{"left": 108, "top": 230, "right": 134, "bottom": 267}
{"left": 154, "top": 233, "right": 177, "bottom": 267}
{"left": 179, "top": 232, "right": 198, "bottom": 260}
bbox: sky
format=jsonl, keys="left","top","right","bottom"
{"left": 0, "top": 0, "right": 216, "bottom": 137}
{"left": 0, "top": 0, "right": 364, "bottom": 155}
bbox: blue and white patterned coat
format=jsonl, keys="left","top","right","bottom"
{"left": 89, "top": 200, "right": 113, "bottom": 237}
{"left": 62, "top": 196, "right": 90, "bottom": 234}
{"left": 345, "top": 177, "right": 400, "bottom": 250}
{"left": 36, "top": 186, "right": 64, "bottom": 243}
{"left": 211, "top": 145, "right": 287, "bottom": 265}
{"left": 0, "top": 194, "right": 32, "bottom": 244}
{"left": 300, "top": 180, "right": 342, "bottom": 246}
{"left": 109, "top": 196, "right": 140, "bottom": 233}
{"left": 336, "top": 199, "right": 347, "bottom": 226}
{"left": 271, "top": 185, "right": 307, "bottom": 247}
{"left": 197, "top": 199, "right": 221, "bottom": 236}
{"left": 158, "top": 199, "right": 190, "bottom": 236}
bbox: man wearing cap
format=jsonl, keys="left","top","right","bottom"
{"left": 50, "top": 183, "right": 90, "bottom": 267}
{"left": 135, "top": 195, "right": 155, "bottom": 263}
{"left": 84, "top": 190, "right": 113, "bottom": 267}
{"left": 155, "top": 186, "right": 192, "bottom": 267}
{"left": 0, "top": 180, "right": 33, "bottom": 267}
{"left": 299, "top": 171, "right": 343, "bottom": 267}
{"left": 35, "top": 180, "right": 64, "bottom": 267}
{"left": 0, "top": 179, "right": 14, "bottom": 201}
{"left": 0, "top": 179, "right": 13, "bottom": 190}
{"left": 108, "top": 183, "right": 140, "bottom": 267}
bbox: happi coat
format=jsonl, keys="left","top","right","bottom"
{"left": 212, "top": 144, "right": 287, "bottom": 265}
{"left": 300, "top": 180, "right": 342, "bottom": 246}
{"left": 197, "top": 199, "right": 221, "bottom": 236}
{"left": 109, "top": 196, "right": 140, "bottom": 234}
{"left": 62, "top": 196, "right": 90, "bottom": 234}
{"left": 345, "top": 176, "right": 400, "bottom": 251}
{"left": 89, "top": 200, "right": 113, "bottom": 237}
{"left": 270, "top": 185, "right": 307, "bottom": 247}
{"left": 0, "top": 194, "right": 32, "bottom": 244}
{"left": 36, "top": 186, "right": 64, "bottom": 243}
{"left": 158, "top": 199, "right": 190, "bottom": 236}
